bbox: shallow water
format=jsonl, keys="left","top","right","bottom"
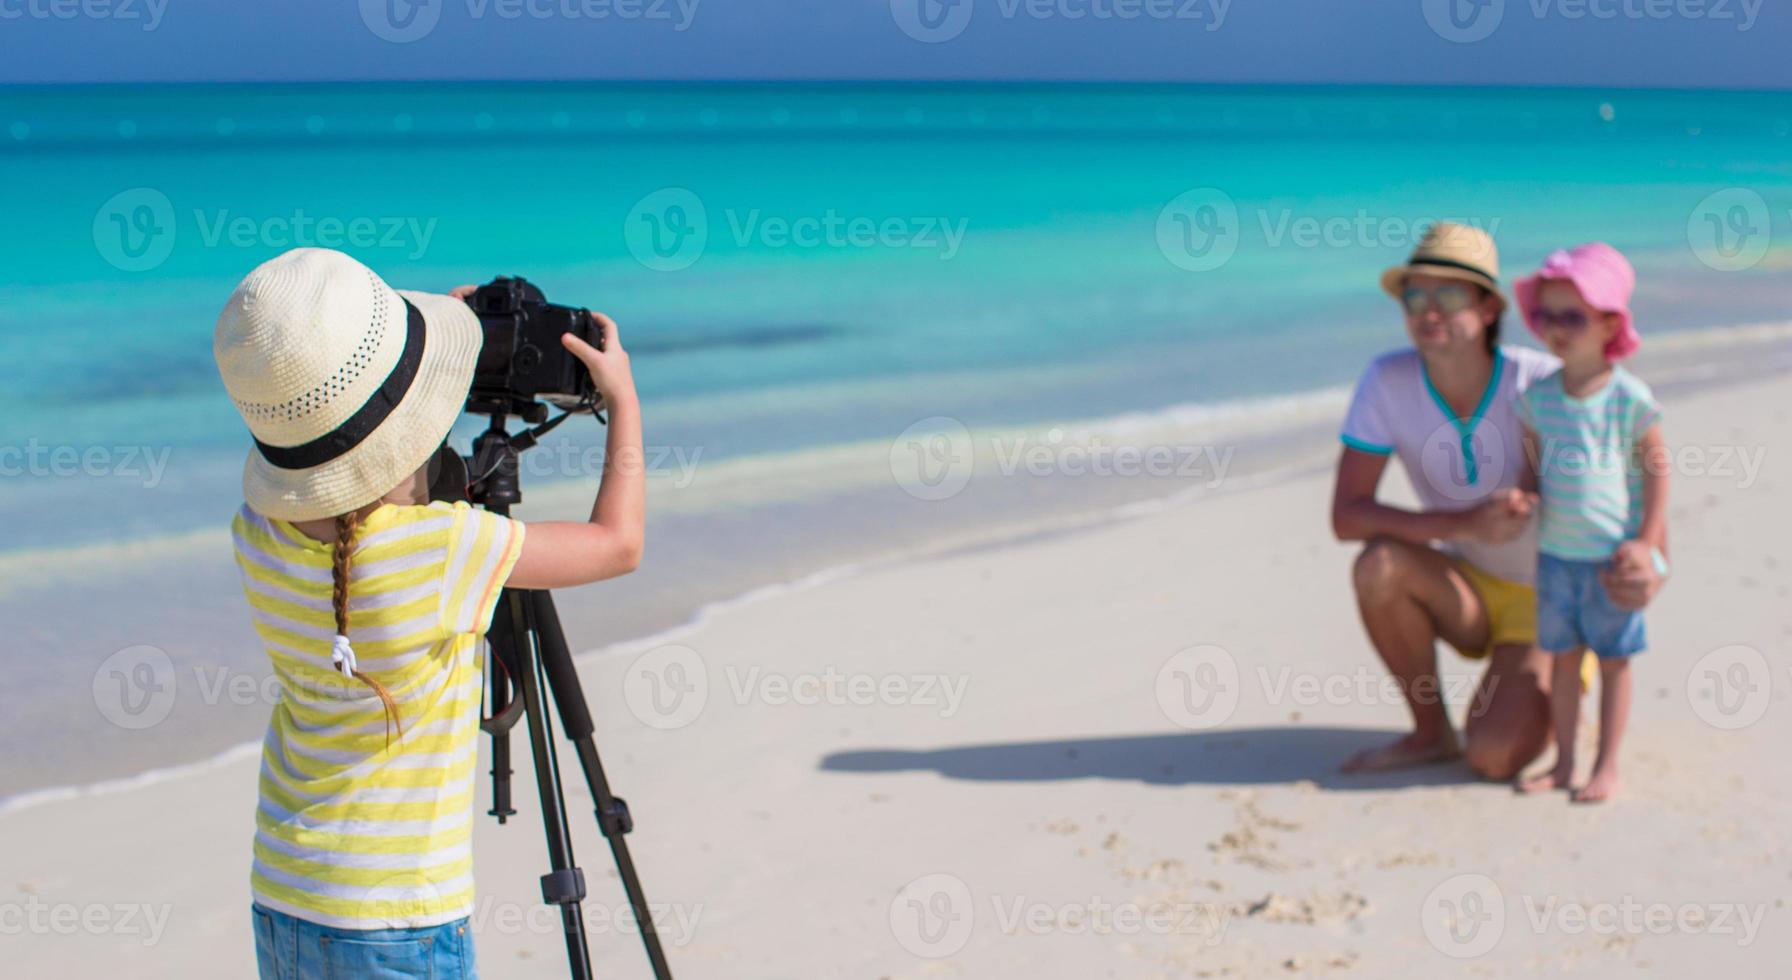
{"left": 2, "top": 81, "right": 1789, "bottom": 796}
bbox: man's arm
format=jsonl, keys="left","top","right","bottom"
{"left": 1332, "top": 447, "right": 1480, "bottom": 544}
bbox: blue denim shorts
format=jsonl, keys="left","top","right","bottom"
{"left": 1536, "top": 553, "right": 1647, "bottom": 659}
{"left": 252, "top": 904, "right": 477, "bottom": 980}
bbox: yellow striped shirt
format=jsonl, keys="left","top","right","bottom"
{"left": 230, "top": 501, "right": 524, "bottom": 929}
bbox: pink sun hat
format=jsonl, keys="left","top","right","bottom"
{"left": 1514, "top": 241, "right": 1640, "bottom": 361}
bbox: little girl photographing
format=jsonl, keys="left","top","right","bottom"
{"left": 214, "top": 248, "right": 644, "bottom": 977}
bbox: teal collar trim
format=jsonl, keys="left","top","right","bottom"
{"left": 1421, "top": 348, "right": 1506, "bottom": 485}
{"left": 1341, "top": 433, "right": 1395, "bottom": 456}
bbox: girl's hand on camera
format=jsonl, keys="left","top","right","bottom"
{"left": 562, "top": 313, "right": 635, "bottom": 404}
{"left": 452, "top": 285, "right": 634, "bottom": 404}
{"left": 507, "top": 310, "right": 646, "bottom": 592}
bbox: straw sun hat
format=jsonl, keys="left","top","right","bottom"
{"left": 1379, "top": 221, "right": 1507, "bottom": 312}
{"left": 214, "top": 248, "right": 482, "bottom": 522}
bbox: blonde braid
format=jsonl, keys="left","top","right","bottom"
{"left": 331, "top": 511, "right": 402, "bottom": 748}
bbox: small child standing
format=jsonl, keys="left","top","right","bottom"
{"left": 1513, "top": 242, "right": 1668, "bottom": 804}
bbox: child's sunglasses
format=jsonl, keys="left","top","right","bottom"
{"left": 1401, "top": 283, "right": 1477, "bottom": 316}
{"left": 1528, "top": 308, "right": 1593, "bottom": 331}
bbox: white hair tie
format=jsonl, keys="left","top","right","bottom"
{"left": 331, "top": 634, "right": 359, "bottom": 678}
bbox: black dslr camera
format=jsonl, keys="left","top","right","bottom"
{"left": 430, "top": 275, "right": 606, "bottom": 506}
{"left": 466, "top": 276, "right": 604, "bottom": 418}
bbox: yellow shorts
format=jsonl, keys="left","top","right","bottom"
{"left": 1450, "top": 558, "right": 1596, "bottom": 692}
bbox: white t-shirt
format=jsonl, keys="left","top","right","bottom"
{"left": 1340, "top": 345, "right": 1559, "bottom": 585}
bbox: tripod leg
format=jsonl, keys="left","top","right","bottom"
{"left": 510, "top": 591, "right": 596, "bottom": 980}
{"left": 484, "top": 598, "right": 518, "bottom": 822}
{"left": 531, "top": 591, "right": 676, "bottom": 980}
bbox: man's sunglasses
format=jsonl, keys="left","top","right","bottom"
{"left": 1528, "top": 308, "right": 1593, "bottom": 331}
{"left": 1401, "top": 283, "right": 1478, "bottom": 316}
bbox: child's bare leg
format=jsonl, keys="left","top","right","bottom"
{"left": 1517, "top": 650, "right": 1584, "bottom": 793}
{"left": 1573, "top": 658, "right": 1631, "bottom": 803}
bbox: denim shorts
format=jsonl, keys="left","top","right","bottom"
{"left": 253, "top": 904, "right": 477, "bottom": 980}
{"left": 1536, "top": 553, "right": 1647, "bottom": 659}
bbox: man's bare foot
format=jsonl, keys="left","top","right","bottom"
{"left": 1340, "top": 729, "right": 1461, "bottom": 773}
{"left": 1571, "top": 767, "right": 1619, "bottom": 803}
{"left": 1516, "top": 763, "right": 1574, "bottom": 794}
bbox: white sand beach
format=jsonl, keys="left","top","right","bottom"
{"left": 3, "top": 370, "right": 1788, "bottom": 978}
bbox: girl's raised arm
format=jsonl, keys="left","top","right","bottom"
{"left": 508, "top": 313, "right": 647, "bottom": 590}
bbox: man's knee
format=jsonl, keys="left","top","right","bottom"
{"left": 1352, "top": 537, "right": 1411, "bottom": 601}
{"left": 1464, "top": 736, "right": 1524, "bottom": 780}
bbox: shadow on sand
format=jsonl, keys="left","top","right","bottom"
{"left": 821, "top": 726, "right": 1483, "bottom": 792}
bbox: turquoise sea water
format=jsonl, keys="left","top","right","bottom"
{"left": 2, "top": 83, "right": 1790, "bottom": 795}
{"left": 3, "top": 83, "right": 1790, "bottom": 551}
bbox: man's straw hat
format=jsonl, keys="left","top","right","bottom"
{"left": 214, "top": 248, "right": 481, "bottom": 521}
{"left": 1380, "top": 221, "right": 1507, "bottom": 312}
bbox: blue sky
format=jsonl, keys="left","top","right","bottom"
{"left": 1, "top": 0, "right": 1782, "bottom": 87}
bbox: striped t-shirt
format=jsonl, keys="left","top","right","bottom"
{"left": 1517, "top": 367, "right": 1661, "bottom": 561}
{"left": 230, "top": 501, "right": 524, "bottom": 929}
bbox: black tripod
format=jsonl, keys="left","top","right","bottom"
{"left": 460, "top": 405, "right": 674, "bottom": 980}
